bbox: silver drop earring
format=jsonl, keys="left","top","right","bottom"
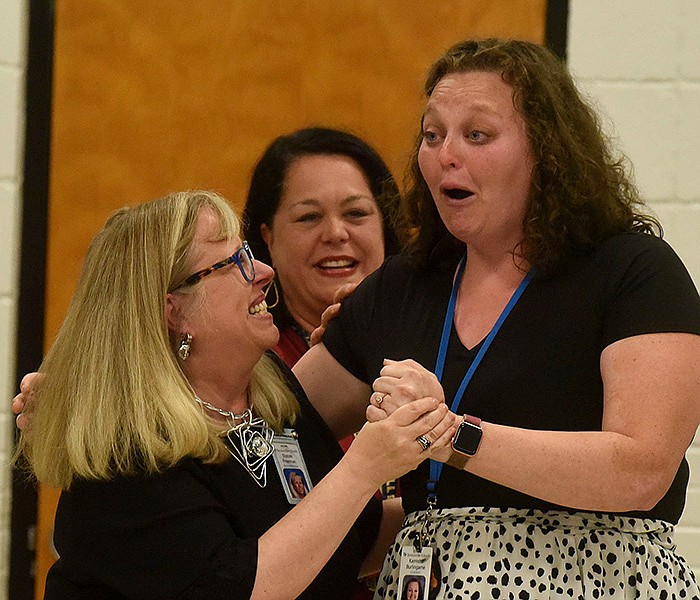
{"left": 178, "top": 333, "right": 192, "bottom": 361}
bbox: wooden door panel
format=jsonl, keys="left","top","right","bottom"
{"left": 38, "top": 2, "right": 546, "bottom": 596}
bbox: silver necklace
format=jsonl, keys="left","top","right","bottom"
{"left": 195, "top": 396, "right": 249, "bottom": 421}
{"left": 195, "top": 396, "right": 275, "bottom": 488}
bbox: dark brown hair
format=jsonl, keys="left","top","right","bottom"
{"left": 402, "top": 38, "right": 660, "bottom": 271}
{"left": 243, "top": 127, "right": 401, "bottom": 327}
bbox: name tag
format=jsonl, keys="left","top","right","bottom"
{"left": 272, "top": 428, "right": 313, "bottom": 504}
{"left": 397, "top": 546, "right": 432, "bottom": 600}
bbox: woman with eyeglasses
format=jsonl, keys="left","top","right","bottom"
{"left": 14, "top": 190, "right": 456, "bottom": 599}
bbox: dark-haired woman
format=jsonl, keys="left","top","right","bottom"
{"left": 243, "top": 127, "right": 400, "bottom": 367}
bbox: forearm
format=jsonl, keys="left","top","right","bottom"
{"left": 251, "top": 398, "right": 453, "bottom": 598}
{"left": 469, "top": 334, "right": 700, "bottom": 512}
{"left": 293, "top": 344, "right": 371, "bottom": 440}
{"left": 464, "top": 423, "right": 686, "bottom": 512}
{"left": 359, "top": 497, "right": 404, "bottom": 578}
{"left": 252, "top": 458, "right": 377, "bottom": 599}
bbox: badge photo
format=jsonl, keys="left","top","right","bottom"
{"left": 398, "top": 547, "right": 431, "bottom": 600}
{"left": 272, "top": 428, "right": 313, "bottom": 504}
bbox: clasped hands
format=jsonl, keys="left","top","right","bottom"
{"left": 12, "top": 360, "right": 461, "bottom": 465}
{"left": 368, "top": 358, "right": 460, "bottom": 463}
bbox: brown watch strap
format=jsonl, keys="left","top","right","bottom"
{"left": 448, "top": 414, "right": 482, "bottom": 470}
{"left": 447, "top": 450, "right": 470, "bottom": 470}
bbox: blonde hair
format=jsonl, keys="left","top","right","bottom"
{"left": 17, "top": 190, "right": 298, "bottom": 489}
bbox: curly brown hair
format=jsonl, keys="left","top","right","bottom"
{"left": 402, "top": 38, "right": 660, "bottom": 272}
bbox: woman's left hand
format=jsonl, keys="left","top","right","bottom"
{"left": 369, "top": 358, "right": 445, "bottom": 419}
{"left": 428, "top": 410, "right": 463, "bottom": 463}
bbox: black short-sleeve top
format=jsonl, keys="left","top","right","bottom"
{"left": 45, "top": 355, "right": 382, "bottom": 599}
{"left": 322, "top": 233, "right": 700, "bottom": 523}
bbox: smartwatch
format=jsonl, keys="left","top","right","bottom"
{"left": 449, "top": 415, "right": 483, "bottom": 469}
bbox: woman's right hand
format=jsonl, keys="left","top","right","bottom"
{"left": 349, "top": 397, "right": 457, "bottom": 488}
{"left": 310, "top": 282, "right": 358, "bottom": 346}
{"left": 368, "top": 358, "right": 445, "bottom": 421}
{"left": 12, "top": 372, "right": 39, "bottom": 430}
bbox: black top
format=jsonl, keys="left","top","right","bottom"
{"left": 45, "top": 355, "right": 382, "bottom": 599}
{"left": 323, "top": 233, "right": 700, "bottom": 523}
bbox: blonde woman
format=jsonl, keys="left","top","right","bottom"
{"left": 16, "top": 191, "right": 455, "bottom": 599}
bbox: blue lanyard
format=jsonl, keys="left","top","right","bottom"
{"left": 427, "top": 254, "right": 534, "bottom": 503}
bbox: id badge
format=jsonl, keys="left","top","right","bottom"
{"left": 398, "top": 547, "right": 432, "bottom": 600}
{"left": 272, "top": 428, "right": 313, "bottom": 504}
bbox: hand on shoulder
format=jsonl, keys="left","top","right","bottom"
{"left": 12, "top": 372, "right": 40, "bottom": 430}
{"left": 310, "top": 282, "right": 358, "bottom": 346}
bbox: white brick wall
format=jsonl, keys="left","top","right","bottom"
{"left": 569, "top": 0, "right": 700, "bottom": 577}
{"left": 0, "top": 0, "right": 27, "bottom": 598}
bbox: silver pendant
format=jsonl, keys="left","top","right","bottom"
{"left": 226, "top": 416, "right": 274, "bottom": 488}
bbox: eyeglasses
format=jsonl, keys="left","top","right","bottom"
{"left": 172, "top": 241, "right": 256, "bottom": 291}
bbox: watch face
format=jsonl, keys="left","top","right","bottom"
{"left": 451, "top": 420, "right": 483, "bottom": 457}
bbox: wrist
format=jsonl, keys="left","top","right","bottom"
{"left": 449, "top": 414, "right": 483, "bottom": 469}
{"left": 339, "top": 428, "right": 390, "bottom": 493}
{"left": 336, "top": 451, "right": 384, "bottom": 497}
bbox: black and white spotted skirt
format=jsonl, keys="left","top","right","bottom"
{"left": 373, "top": 507, "right": 699, "bottom": 599}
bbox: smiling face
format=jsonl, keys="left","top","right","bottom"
{"left": 406, "top": 580, "right": 420, "bottom": 600}
{"left": 418, "top": 70, "right": 535, "bottom": 254}
{"left": 290, "top": 472, "right": 306, "bottom": 496}
{"left": 170, "top": 209, "right": 279, "bottom": 368}
{"left": 261, "top": 154, "right": 385, "bottom": 331}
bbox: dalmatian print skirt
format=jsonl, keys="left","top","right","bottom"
{"left": 373, "top": 506, "right": 699, "bottom": 599}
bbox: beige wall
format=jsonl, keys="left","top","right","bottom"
{"left": 0, "top": 1, "right": 27, "bottom": 597}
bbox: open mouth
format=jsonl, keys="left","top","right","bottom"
{"left": 443, "top": 188, "right": 473, "bottom": 200}
{"left": 316, "top": 258, "right": 358, "bottom": 270}
{"left": 249, "top": 300, "right": 268, "bottom": 315}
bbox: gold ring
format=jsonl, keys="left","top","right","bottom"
{"left": 371, "top": 392, "right": 385, "bottom": 406}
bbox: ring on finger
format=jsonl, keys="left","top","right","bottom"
{"left": 416, "top": 435, "right": 431, "bottom": 451}
{"left": 371, "top": 392, "right": 385, "bottom": 407}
